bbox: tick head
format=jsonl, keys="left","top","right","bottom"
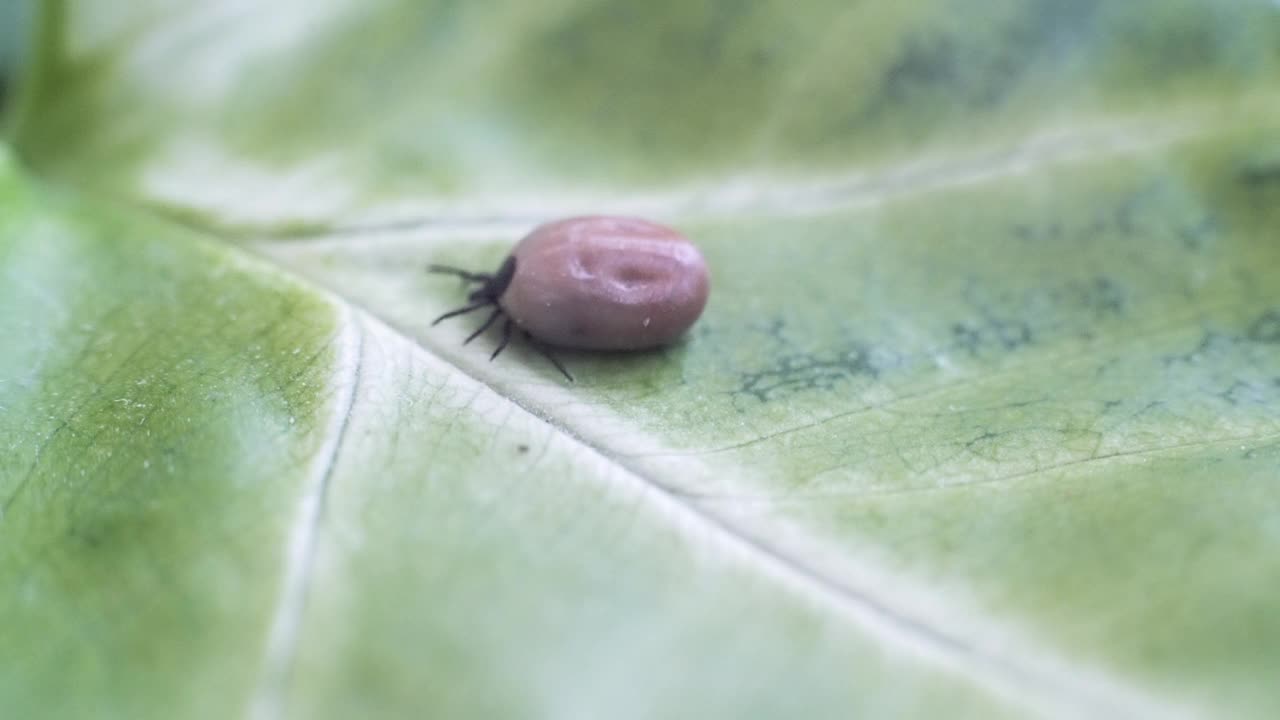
{"left": 470, "top": 255, "right": 517, "bottom": 303}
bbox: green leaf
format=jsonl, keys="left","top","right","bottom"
{"left": 0, "top": 150, "right": 1022, "bottom": 720}
{"left": 5, "top": 1, "right": 1280, "bottom": 718}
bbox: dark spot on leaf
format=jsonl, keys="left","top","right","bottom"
{"left": 748, "top": 316, "right": 789, "bottom": 347}
{"left": 993, "top": 320, "right": 1033, "bottom": 350}
{"left": 1177, "top": 215, "right": 1218, "bottom": 252}
{"left": 963, "top": 429, "right": 1009, "bottom": 460}
{"left": 735, "top": 343, "right": 879, "bottom": 402}
{"left": 1239, "top": 162, "right": 1280, "bottom": 188}
{"left": 1215, "top": 380, "right": 1266, "bottom": 407}
{"left": 861, "top": 0, "right": 1098, "bottom": 123}
{"left": 1010, "top": 184, "right": 1215, "bottom": 255}
{"left": 1247, "top": 310, "right": 1280, "bottom": 344}
{"left": 1163, "top": 330, "right": 1229, "bottom": 366}
{"left": 950, "top": 315, "right": 1034, "bottom": 356}
{"left": 517, "top": 444, "right": 530, "bottom": 454}
{"left": 950, "top": 323, "right": 984, "bottom": 356}
{"left": 880, "top": 34, "right": 960, "bottom": 105}
{"left": 1093, "top": 277, "right": 1126, "bottom": 315}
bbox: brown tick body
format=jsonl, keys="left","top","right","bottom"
{"left": 429, "top": 216, "right": 710, "bottom": 381}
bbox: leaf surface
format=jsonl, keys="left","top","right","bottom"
{"left": 5, "top": 1, "right": 1280, "bottom": 718}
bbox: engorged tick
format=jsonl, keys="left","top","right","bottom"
{"left": 428, "top": 215, "right": 711, "bottom": 381}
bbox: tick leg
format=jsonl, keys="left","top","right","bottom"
{"left": 464, "top": 307, "right": 502, "bottom": 345}
{"left": 524, "top": 331, "right": 574, "bottom": 382}
{"left": 427, "top": 264, "right": 491, "bottom": 284}
{"left": 432, "top": 300, "right": 492, "bottom": 325}
{"left": 490, "top": 318, "right": 514, "bottom": 361}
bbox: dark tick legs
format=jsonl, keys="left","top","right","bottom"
{"left": 427, "top": 264, "right": 491, "bottom": 284}
{"left": 524, "top": 331, "right": 574, "bottom": 382}
{"left": 432, "top": 300, "right": 492, "bottom": 325}
{"left": 431, "top": 277, "right": 574, "bottom": 381}
{"left": 459, "top": 318, "right": 574, "bottom": 381}
{"left": 491, "top": 319, "right": 514, "bottom": 361}
{"left": 465, "top": 307, "right": 502, "bottom": 345}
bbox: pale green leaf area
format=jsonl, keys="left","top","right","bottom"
{"left": 4, "top": 0, "right": 1280, "bottom": 719}
{"left": 0, "top": 148, "right": 344, "bottom": 718}
{"left": 0, "top": 155, "right": 1024, "bottom": 720}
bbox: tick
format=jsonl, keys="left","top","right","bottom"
{"left": 429, "top": 215, "right": 711, "bottom": 381}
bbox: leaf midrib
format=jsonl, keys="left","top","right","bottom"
{"left": 245, "top": 260, "right": 1184, "bottom": 720}
{"left": 11, "top": 109, "right": 1213, "bottom": 720}
{"left": 247, "top": 307, "right": 365, "bottom": 720}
